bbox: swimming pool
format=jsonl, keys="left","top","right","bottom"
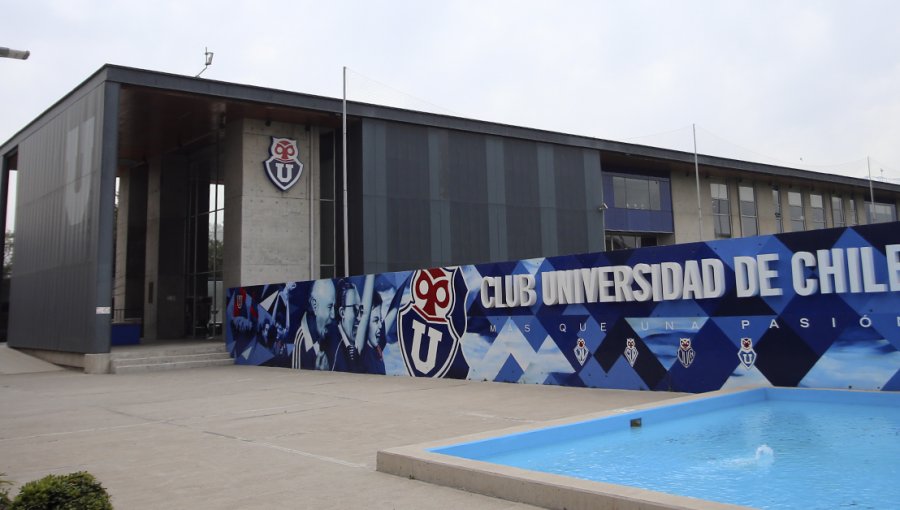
{"left": 378, "top": 387, "right": 900, "bottom": 510}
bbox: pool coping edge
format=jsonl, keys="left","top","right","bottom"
{"left": 377, "top": 386, "right": 760, "bottom": 510}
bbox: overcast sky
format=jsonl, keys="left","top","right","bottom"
{"left": 2, "top": 0, "right": 900, "bottom": 183}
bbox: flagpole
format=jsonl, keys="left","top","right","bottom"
{"left": 342, "top": 66, "right": 350, "bottom": 276}
{"left": 693, "top": 124, "right": 703, "bottom": 240}
{"left": 867, "top": 155, "right": 875, "bottom": 223}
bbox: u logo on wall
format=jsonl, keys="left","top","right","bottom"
{"left": 398, "top": 268, "right": 468, "bottom": 378}
{"left": 263, "top": 137, "right": 304, "bottom": 191}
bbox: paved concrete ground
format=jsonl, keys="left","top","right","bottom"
{"left": 0, "top": 344, "right": 64, "bottom": 375}
{"left": 1, "top": 355, "right": 683, "bottom": 509}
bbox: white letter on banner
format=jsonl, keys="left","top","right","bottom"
{"left": 701, "top": 258, "right": 725, "bottom": 298}
{"left": 598, "top": 267, "right": 615, "bottom": 303}
{"left": 861, "top": 247, "right": 887, "bottom": 293}
{"left": 503, "top": 276, "right": 520, "bottom": 307}
{"left": 734, "top": 256, "right": 758, "bottom": 297}
{"left": 651, "top": 264, "right": 663, "bottom": 302}
{"left": 817, "top": 249, "right": 847, "bottom": 294}
{"left": 632, "top": 264, "right": 653, "bottom": 301}
{"left": 557, "top": 270, "right": 577, "bottom": 304}
{"left": 757, "top": 253, "right": 782, "bottom": 297}
{"left": 792, "top": 252, "right": 818, "bottom": 296}
{"left": 481, "top": 278, "right": 496, "bottom": 309}
{"left": 613, "top": 266, "right": 634, "bottom": 302}
{"left": 682, "top": 260, "right": 703, "bottom": 299}
{"left": 542, "top": 271, "right": 558, "bottom": 305}
{"left": 661, "top": 262, "right": 683, "bottom": 301}
{"left": 518, "top": 275, "right": 537, "bottom": 307}
{"left": 846, "top": 247, "right": 863, "bottom": 293}
{"left": 888, "top": 244, "right": 900, "bottom": 292}
{"left": 581, "top": 268, "right": 600, "bottom": 303}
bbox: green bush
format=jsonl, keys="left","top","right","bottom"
{"left": 11, "top": 472, "right": 112, "bottom": 510}
{"left": 1, "top": 472, "right": 12, "bottom": 510}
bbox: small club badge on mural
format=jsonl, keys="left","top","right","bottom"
{"left": 678, "top": 337, "right": 695, "bottom": 368}
{"left": 264, "top": 137, "right": 304, "bottom": 191}
{"left": 624, "top": 337, "right": 639, "bottom": 367}
{"left": 739, "top": 337, "right": 757, "bottom": 369}
{"left": 574, "top": 338, "right": 589, "bottom": 365}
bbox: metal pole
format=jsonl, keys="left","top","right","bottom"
{"left": 693, "top": 124, "right": 703, "bottom": 240}
{"left": 867, "top": 156, "right": 875, "bottom": 223}
{"left": 342, "top": 66, "right": 350, "bottom": 276}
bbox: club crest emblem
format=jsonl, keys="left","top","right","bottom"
{"left": 738, "top": 337, "right": 757, "bottom": 369}
{"left": 677, "top": 337, "right": 695, "bottom": 368}
{"left": 263, "top": 137, "right": 304, "bottom": 191}
{"left": 574, "top": 338, "right": 589, "bottom": 366}
{"left": 624, "top": 337, "right": 639, "bottom": 367}
{"left": 398, "top": 267, "right": 468, "bottom": 378}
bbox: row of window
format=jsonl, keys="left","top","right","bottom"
{"left": 612, "top": 175, "right": 664, "bottom": 211}
{"left": 712, "top": 183, "right": 897, "bottom": 238}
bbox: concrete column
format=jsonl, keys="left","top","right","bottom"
{"left": 226, "top": 119, "right": 318, "bottom": 288}
{"left": 756, "top": 183, "right": 778, "bottom": 235}
{"left": 143, "top": 156, "right": 161, "bottom": 340}
{"left": 113, "top": 170, "right": 130, "bottom": 315}
{"left": 670, "top": 170, "right": 714, "bottom": 243}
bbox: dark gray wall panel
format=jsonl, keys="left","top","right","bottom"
{"left": 583, "top": 150, "right": 605, "bottom": 252}
{"left": 359, "top": 119, "right": 606, "bottom": 273}
{"left": 8, "top": 83, "right": 113, "bottom": 353}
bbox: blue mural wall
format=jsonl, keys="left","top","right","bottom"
{"left": 226, "top": 222, "right": 900, "bottom": 392}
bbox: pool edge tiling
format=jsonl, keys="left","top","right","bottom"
{"left": 376, "top": 387, "right": 757, "bottom": 510}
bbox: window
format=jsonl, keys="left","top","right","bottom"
{"left": 710, "top": 182, "right": 731, "bottom": 237}
{"left": 866, "top": 201, "right": 897, "bottom": 224}
{"left": 831, "top": 196, "right": 844, "bottom": 228}
{"left": 319, "top": 132, "right": 336, "bottom": 277}
{"left": 772, "top": 189, "right": 783, "bottom": 233}
{"left": 809, "top": 193, "right": 825, "bottom": 229}
{"left": 788, "top": 191, "right": 804, "bottom": 231}
{"left": 739, "top": 185, "right": 757, "bottom": 236}
{"left": 605, "top": 234, "right": 658, "bottom": 252}
{"left": 847, "top": 198, "right": 858, "bottom": 226}
{"left": 613, "top": 175, "right": 662, "bottom": 210}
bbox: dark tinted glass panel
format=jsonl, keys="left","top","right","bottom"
{"left": 557, "top": 209, "right": 587, "bottom": 255}
{"left": 613, "top": 176, "right": 626, "bottom": 208}
{"left": 450, "top": 202, "right": 490, "bottom": 264}
{"left": 649, "top": 180, "right": 661, "bottom": 210}
{"left": 504, "top": 139, "right": 539, "bottom": 206}
{"left": 447, "top": 131, "right": 487, "bottom": 203}
{"left": 553, "top": 145, "right": 586, "bottom": 211}
{"left": 506, "top": 206, "right": 542, "bottom": 259}
{"left": 625, "top": 177, "right": 650, "bottom": 209}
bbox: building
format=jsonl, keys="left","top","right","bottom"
{"left": 1, "top": 64, "right": 898, "bottom": 363}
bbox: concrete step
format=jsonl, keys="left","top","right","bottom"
{"left": 112, "top": 357, "right": 235, "bottom": 374}
{"left": 110, "top": 342, "right": 228, "bottom": 360}
{"left": 110, "top": 346, "right": 234, "bottom": 374}
{"left": 113, "top": 351, "right": 232, "bottom": 365}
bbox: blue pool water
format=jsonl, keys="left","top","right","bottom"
{"left": 434, "top": 389, "right": 900, "bottom": 509}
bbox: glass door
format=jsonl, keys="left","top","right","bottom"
{"left": 184, "top": 143, "right": 224, "bottom": 338}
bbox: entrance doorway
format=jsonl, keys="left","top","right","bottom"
{"left": 184, "top": 145, "right": 224, "bottom": 339}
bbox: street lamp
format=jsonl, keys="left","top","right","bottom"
{"left": 0, "top": 47, "right": 30, "bottom": 60}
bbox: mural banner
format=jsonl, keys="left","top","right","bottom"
{"left": 227, "top": 222, "right": 900, "bottom": 392}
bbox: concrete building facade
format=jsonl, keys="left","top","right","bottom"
{"left": 2, "top": 64, "right": 899, "bottom": 361}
